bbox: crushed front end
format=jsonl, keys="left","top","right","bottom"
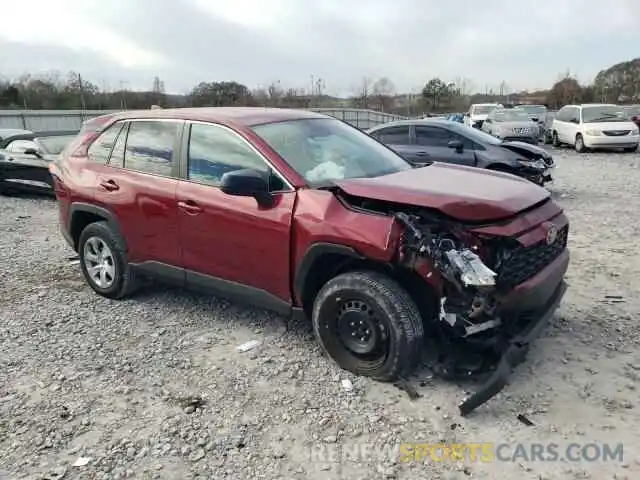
{"left": 393, "top": 204, "right": 569, "bottom": 415}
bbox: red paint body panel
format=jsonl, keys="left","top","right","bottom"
{"left": 176, "top": 181, "right": 295, "bottom": 302}
{"left": 335, "top": 162, "right": 550, "bottom": 222}
{"left": 470, "top": 200, "right": 568, "bottom": 247}
{"left": 92, "top": 166, "right": 181, "bottom": 265}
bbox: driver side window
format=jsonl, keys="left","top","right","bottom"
{"left": 187, "top": 123, "right": 285, "bottom": 191}
{"left": 6, "top": 139, "right": 38, "bottom": 153}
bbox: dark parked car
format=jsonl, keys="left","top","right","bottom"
{"left": 367, "top": 120, "right": 554, "bottom": 185}
{"left": 50, "top": 107, "right": 569, "bottom": 414}
{"left": 0, "top": 130, "right": 78, "bottom": 195}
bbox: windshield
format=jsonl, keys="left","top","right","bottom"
{"left": 582, "top": 106, "right": 628, "bottom": 123}
{"left": 251, "top": 118, "right": 411, "bottom": 186}
{"left": 519, "top": 105, "right": 547, "bottom": 114}
{"left": 37, "top": 135, "right": 76, "bottom": 154}
{"left": 472, "top": 105, "right": 496, "bottom": 115}
{"left": 622, "top": 105, "right": 640, "bottom": 117}
{"left": 495, "top": 110, "right": 531, "bottom": 122}
{"left": 452, "top": 123, "right": 503, "bottom": 145}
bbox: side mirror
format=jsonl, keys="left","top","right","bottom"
{"left": 220, "top": 168, "right": 273, "bottom": 207}
{"left": 448, "top": 139, "right": 463, "bottom": 152}
{"left": 23, "top": 147, "right": 43, "bottom": 158}
{"left": 570, "top": 117, "right": 579, "bottom": 124}
{"left": 484, "top": 118, "right": 492, "bottom": 124}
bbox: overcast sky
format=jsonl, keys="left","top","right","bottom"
{"left": 1, "top": 0, "right": 639, "bottom": 96}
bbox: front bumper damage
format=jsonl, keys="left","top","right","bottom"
{"left": 458, "top": 279, "right": 567, "bottom": 415}
{"left": 393, "top": 211, "right": 569, "bottom": 415}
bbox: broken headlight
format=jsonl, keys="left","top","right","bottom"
{"left": 444, "top": 249, "right": 497, "bottom": 288}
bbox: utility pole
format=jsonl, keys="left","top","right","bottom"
{"left": 119, "top": 81, "right": 128, "bottom": 110}
{"left": 77, "top": 73, "right": 86, "bottom": 110}
{"left": 310, "top": 75, "right": 315, "bottom": 107}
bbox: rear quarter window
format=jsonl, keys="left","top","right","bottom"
{"left": 87, "top": 123, "right": 124, "bottom": 164}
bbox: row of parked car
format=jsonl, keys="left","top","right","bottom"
{"left": 444, "top": 103, "right": 640, "bottom": 153}
{"left": 3, "top": 102, "right": 639, "bottom": 199}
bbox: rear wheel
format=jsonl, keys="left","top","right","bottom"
{"left": 575, "top": 134, "right": 586, "bottom": 153}
{"left": 78, "top": 221, "right": 138, "bottom": 299}
{"left": 312, "top": 271, "right": 424, "bottom": 381}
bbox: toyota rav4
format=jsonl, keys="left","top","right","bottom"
{"left": 50, "top": 108, "right": 570, "bottom": 414}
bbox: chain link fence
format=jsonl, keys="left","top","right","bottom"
{"left": 0, "top": 108, "right": 408, "bottom": 132}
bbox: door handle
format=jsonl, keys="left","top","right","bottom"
{"left": 178, "top": 200, "right": 203, "bottom": 215}
{"left": 414, "top": 151, "right": 430, "bottom": 157}
{"left": 99, "top": 179, "right": 119, "bottom": 191}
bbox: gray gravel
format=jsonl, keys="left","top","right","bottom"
{"left": 1, "top": 146, "right": 640, "bottom": 480}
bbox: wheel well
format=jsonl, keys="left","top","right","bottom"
{"left": 70, "top": 211, "right": 105, "bottom": 250}
{"left": 299, "top": 253, "right": 438, "bottom": 322}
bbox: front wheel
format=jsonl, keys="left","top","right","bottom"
{"left": 312, "top": 271, "right": 424, "bottom": 381}
{"left": 575, "top": 134, "right": 586, "bottom": 153}
{"left": 623, "top": 145, "right": 638, "bottom": 153}
{"left": 552, "top": 131, "right": 561, "bottom": 147}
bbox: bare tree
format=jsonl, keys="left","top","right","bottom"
{"left": 371, "top": 77, "right": 396, "bottom": 112}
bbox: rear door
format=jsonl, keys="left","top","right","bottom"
{"left": 564, "top": 107, "right": 580, "bottom": 145}
{"left": 369, "top": 125, "right": 425, "bottom": 162}
{"left": 90, "top": 119, "right": 184, "bottom": 270}
{"left": 554, "top": 107, "right": 571, "bottom": 143}
{"left": 414, "top": 125, "right": 476, "bottom": 166}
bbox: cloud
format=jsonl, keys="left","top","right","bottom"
{"left": 1, "top": 0, "right": 639, "bottom": 94}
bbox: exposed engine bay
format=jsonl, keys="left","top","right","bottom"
{"left": 336, "top": 191, "right": 569, "bottom": 415}
{"left": 393, "top": 211, "right": 508, "bottom": 343}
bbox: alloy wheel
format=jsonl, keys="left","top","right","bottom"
{"left": 83, "top": 236, "right": 116, "bottom": 289}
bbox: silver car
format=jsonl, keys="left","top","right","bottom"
{"left": 481, "top": 108, "right": 540, "bottom": 144}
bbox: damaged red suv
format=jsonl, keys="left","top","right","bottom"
{"left": 50, "top": 108, "right": 569, "bottom": 414}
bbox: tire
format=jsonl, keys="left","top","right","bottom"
{"left": 312, "top": 271, "right": 424, "bottom": 382}
{"left": 78, "top": 221, "right": 138, "bottom": 299}
{"left": 623, "top": 145, "right": 638, "bottom": 153}
{"left": 552, "top": 131, "right": 560, "bottom": 147}
{"left": 575, "top": 134, "right": 586, "bottom": 153}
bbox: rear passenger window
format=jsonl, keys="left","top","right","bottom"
{"left": 87, "top": 123, "right": 123, "bottom": 164}
{"left": 374, "top": 126, "right": 410, "bottom": 144}
{"left": 124, "top": 121, "right": 179, "bottom": 177}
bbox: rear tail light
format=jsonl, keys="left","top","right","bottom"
{"left": 633, "top": 115, "right": 638, "bottom": 122}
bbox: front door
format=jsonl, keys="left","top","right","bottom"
{"left": 414, "top": 125, "right": 476, "bottom": 166}
{"left": 176, "top": 122, "right": 295, "bottom": 306}
{"left": 90, "top": 119, "right": 183, "bottom": 268}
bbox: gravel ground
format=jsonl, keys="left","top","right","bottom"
{"left": 1, "top": 147, "right": 639, "bottom": 480}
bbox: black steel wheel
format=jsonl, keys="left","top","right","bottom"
{"left": 312, "top": 271, "right": 424, "bottom": 381}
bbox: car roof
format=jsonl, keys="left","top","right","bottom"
{"left": 0, "top": 128, "right": 32, "bottom": 137}
{"left": 368, "top": 118, "right": 460, "bottom": 131}
{"left": 562, "top": 103, "right": 618, "bottom": 109}
{"left": 108, "top": 107, "right": 329, "bottom": 127}
{"left": 0, "top": 130, "right": 79, "bottom": 148}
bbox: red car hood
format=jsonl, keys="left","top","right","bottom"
{"left": 334, "top": 162, "right": 550, "bottom": 222}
